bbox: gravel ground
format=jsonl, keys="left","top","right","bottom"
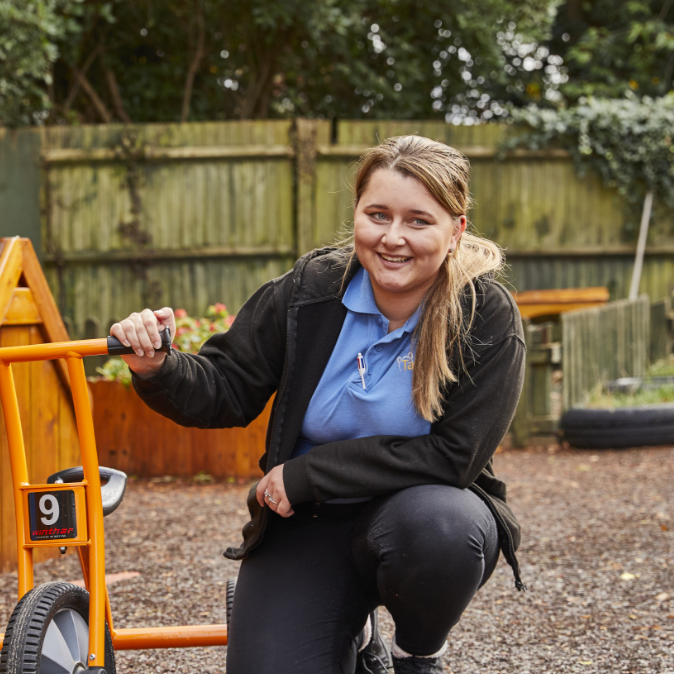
{"left": 1, "top": 444, "right": 672, "bottom": 673}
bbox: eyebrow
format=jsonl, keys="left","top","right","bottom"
{"left": 364, "top": 204, "right": 435, "bottom": 218}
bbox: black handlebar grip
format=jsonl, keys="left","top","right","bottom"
{"left": 107, "top": 327, "right": 172, "bottom": 356}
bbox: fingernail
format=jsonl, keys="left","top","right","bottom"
{"left": 123, "top": 340, "right": 131, "bottom": 347}
{"left": 153, "top": 340, "right": 161, "bottom": 349}
{"left": 135, "top": 349, "right": 144, "bottom": 356}
{"left": 148, "top": 350, "right": 155, "bottom": 358}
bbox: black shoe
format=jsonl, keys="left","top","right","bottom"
{"left": 392, "top": 654, "right": 444, "bottom": 674}
{"left": 355, "top": 610, "right": 392, "bottom": 673}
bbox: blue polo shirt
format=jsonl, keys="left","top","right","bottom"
{"left": 291, "top": 267, "right": 431, "bottom": 470}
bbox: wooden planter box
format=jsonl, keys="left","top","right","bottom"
{"left": 90, "top": 381, "right": 269, "bottom": 480}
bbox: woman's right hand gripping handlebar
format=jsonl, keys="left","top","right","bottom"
{"left": 110, "top": 308, "right": 176, "bottom": 379}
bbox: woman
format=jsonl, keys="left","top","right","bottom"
{"left": 112, "top": 135, "right": 526, "bottom": 674}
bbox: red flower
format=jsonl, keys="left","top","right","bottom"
{"left": 226, "top": 315, "right": 236, "bottom": 327}
{"left": 174, "top": 308, "right": 187, "bottom": 318}
{"left": 214, "top": 303, "right": 227, "bottom": 313}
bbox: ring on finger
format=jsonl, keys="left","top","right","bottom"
{"left": 264, "top": 490, "right": 277, "bottom": 505}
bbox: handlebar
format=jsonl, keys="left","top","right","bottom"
{"left": 107, "top": 328, "right": 172, "bottom": 356}
{"left": 0, "top": 328, "right": 172, "bottom": 364}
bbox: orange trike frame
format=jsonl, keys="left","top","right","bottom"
{"left": 0, "top": 339, "right": 227, "bottom": 666}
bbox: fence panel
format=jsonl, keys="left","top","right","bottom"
{"left": 1, "top": 119, "right": 674, "bottom": 337}
{"left": 39, "top": 121, "right": 296, "bottom": 338}
{"left": 562, "top": 296, "right": 650, "bottom": 409}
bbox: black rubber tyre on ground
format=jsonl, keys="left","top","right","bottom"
{"left": 0, "top": 582, "right": 115, "bottom": 674}
{"left": 226, "top": 577, "right": 237, "bottom": 637}
{"left": 560, "top": 403, "right": 674, "bottom": 449}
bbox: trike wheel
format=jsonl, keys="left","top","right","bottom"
{"left": 0, "top": 582, "right": 115, "bottom": 674}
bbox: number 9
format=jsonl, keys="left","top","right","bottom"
{"left": 40, "top": 495, "right": 59, "bottom": 526}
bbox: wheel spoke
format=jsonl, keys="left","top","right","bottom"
{"left": 41, "top": 619, "right": 77, "bottom": 674}
{"left": 53, "top": 608, "right": 89, "bottom": 665}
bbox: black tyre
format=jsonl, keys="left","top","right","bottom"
{"left": 0, "top": 582, "right": 115, "bottom": 674}
{"left": 225, "top": 577, "right": 237, "bottom": 637}
{"left": 560, "top": 403, "right": 674, "bottom": 449}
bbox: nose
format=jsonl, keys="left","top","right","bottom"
{"left": 381, "top": 218, "right": 406, "bottom": 247}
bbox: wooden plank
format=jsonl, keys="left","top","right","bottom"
{"left": 505, "top": 246, "right": 674, "bottom": 257}
{"left": 42, "top": 145, "right": 296, "bottom": 164}
{"left": 518, "top": 302, "right": 608, "bottom": 319}
{"left": 41, "top": 244, "right": 295, "bottom": 265}
{"left": 0, "top": 238, "right": 24, "bottom": 325}
{"left": 89, "top": 381, "right": 270, "bottom": 480}
{"left": 316, "top": 144, "right": 569, "bottom": 159}
{"left": 18, "top": 240, "right": 69, "bottom": 342}
{"left": 515, "top": 287, "right": 609, "bottom": 304}
{"left": 3, "top": 288, "right": 42, "bottom": 325}
{"left": 0, "top": 327, "right": 31, "bottom": 571}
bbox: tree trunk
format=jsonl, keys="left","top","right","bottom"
{"left": 104, "top": 67, "right": 132, "bottom": 123}
{"left": 181, "top": 0, "right": 206, "bottom": 123}
{"left": 63, "top": 45, "right": 103, "bottom": 117}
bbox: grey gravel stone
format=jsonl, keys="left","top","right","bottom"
{"left": 0, "top": 444, "right": 672, "bottom": 673}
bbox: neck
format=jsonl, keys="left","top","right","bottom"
{"left": 370, "top": 283, "right": 429, "bottom": 333}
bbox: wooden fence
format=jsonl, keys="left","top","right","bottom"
{"left": 562, "top": 296, "right": 650, "bottom": 409}
{"left": 1, "top": 120, "right": 674, "bottom": 343}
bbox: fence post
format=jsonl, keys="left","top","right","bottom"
{"left": 295, "top": 119, "right": 318, "bottom": 256}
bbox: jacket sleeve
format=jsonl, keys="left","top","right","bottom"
{"left": 283, "top": 284, "right": 526, "bottom": 503}
{"left": 131, "top": 274, "right": 289, "bottom": 429}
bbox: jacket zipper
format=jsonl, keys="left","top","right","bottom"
{"left": 469, "top": 483, "right": 527, "bottom": 592}
{"left": 266, "top": 308, "right": 292, "bottom": 473}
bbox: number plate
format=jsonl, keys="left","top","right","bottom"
{"left": 28, "top": 490, "right": 78, "bottom": 541}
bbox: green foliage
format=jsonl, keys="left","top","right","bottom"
{"left": 585, "top": 356, "right": 674, "bottom": 408}
{"left": 504, "top": 95, "right": 674, "bottom": 209}
{"left": 96, "top": 355, "right": 133, "bottom": 386}
{"left": 0, "top": 0, "right": 81, "bottom": 125}
{"left": 3, "top": 0, "right": 556, "bottom": 125}
{"left": 173, "top": 302, "right": 234, "bottom": 354}
{"left": 549, "top": 0, "right": 674, "bottom": 102}
{"left": 96, "top": 303, "right": 235, "bottom": 384}
{"left": 585, "top": 383, "right": 674, "bottom": 408}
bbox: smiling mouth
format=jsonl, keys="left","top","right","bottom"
{"left": 378, "top": 253, "right": 411, "bottom": 263}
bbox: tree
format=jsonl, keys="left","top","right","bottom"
{"left": 0, "top": 0, "right": 78, "bottom": 126}
{"left": 1, "top": 0, "right": 557, "bottom": 126}
{"left": 549, "top": 0, "right": 674, "bottom": 102}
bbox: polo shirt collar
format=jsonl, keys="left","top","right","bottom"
{"left": 342, "top": 267, "right": 422, "bottom": 334}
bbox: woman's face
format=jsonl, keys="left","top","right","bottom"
{"left": 354, "top": 168, "right": 466, "bottom": 303}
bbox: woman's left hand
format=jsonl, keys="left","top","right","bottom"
{"left": 256, "top": 465, "right": 294, "bottom": 517}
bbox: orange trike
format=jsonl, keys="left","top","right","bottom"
{"left": 0, "top": 330, "right": 233, "bottom": 673}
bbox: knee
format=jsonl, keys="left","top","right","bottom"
{"left": 377, "top": 485, "right": 492, "bottom": 558}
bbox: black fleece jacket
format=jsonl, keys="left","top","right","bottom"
{"left": 132, "top": 248, "right": 527, "bottom": 589}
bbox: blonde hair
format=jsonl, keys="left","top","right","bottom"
{"left": 340, "top": 135, "right": 503, "bottom": 422}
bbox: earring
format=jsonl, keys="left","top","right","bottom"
{"left": 449, "top": 247, "right": 455, "bottom": 254}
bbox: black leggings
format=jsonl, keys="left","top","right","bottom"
{"left": 226, "top": 485, "right": 499, "bottom": 674}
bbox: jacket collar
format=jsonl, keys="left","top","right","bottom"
{"left": 291, "top": 247, "right": 361, "bottom": 306}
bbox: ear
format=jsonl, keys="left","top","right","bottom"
{"left": 452, "top": 215, "right": 467, "bottom": 246}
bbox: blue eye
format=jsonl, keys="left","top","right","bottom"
{"left": 373, "top": 212, "right": 387, "bottom": 220}
{"left": 412, "top": 218, "right": 429, "bottom": 226}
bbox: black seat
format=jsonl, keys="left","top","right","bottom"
{"left": 47, "top": 466, "right": 127, "bottom": 517}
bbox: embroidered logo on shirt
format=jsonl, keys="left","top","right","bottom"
{"left": 397, "top": 351, "right": 414, "bottom": 371}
